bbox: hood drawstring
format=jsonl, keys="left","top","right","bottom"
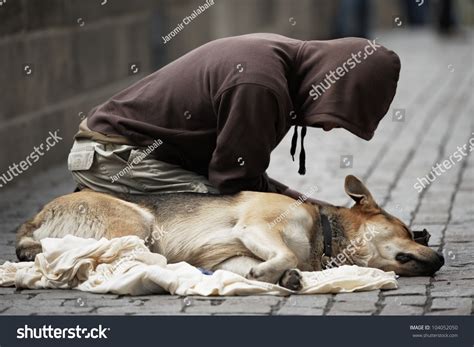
{"left": 290, "top": 126, "right": 298, "bottom": 161}
{"left": 299, "top": 126, "right": 307, "bottom": 175}
{"left": 290, "top": 125, "right": 307, "bottom": 175}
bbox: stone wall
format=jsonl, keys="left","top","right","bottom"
{"left": 0, "top": 0, "right": 154, "bottom": 185}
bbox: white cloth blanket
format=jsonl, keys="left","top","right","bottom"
{"left": 0, "top": 235, "right": 397, "bottom": 296}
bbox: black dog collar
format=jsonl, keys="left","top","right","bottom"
{"left": 320, "top": 212, "right": 333, "bottom": 258}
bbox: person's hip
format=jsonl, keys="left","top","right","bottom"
{"left": 68, "top": 139, "right": 219, "bottom": 195}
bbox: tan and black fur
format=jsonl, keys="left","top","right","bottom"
{"left": 16, "top": 175, "right": 444, "bottom": 290}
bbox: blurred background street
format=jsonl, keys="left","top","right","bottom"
{"left": 0, "top": 0, "right": 473, "bottom": 315}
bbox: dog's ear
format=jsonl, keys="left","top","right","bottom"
{"left": 344, "top": 175, "right": 377, "bottom": 208}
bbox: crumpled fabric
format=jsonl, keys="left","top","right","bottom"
{"left": 0, "top": 235, "right": 397, "bottom": 296}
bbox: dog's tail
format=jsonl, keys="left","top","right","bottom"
{"left": 16, "top": 218, "right": 43, "bottom": 261}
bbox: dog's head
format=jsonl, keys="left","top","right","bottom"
{"left": 341, "top": 175, "right": 444, "bottom": 276}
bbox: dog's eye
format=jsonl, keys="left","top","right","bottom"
{"left": 395, "top": 253, "right": 413, "bottom": 264}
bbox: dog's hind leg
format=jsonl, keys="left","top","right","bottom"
{"left": 237, "top": 224, "right": 301, "bottom": 287}
{"left": 216, "top": 254, "right": 303, "bottom": 291}
{"left": 16, "top": 191, "right": 156, "bottom": 262}
{"left": 16, "top": 218, "right": 42, "bottom": 261}
{"left": 213, "top": 256, "right": 261, "bottom": 277}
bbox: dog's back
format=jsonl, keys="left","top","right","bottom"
{"left": 15, "top": 190, "right": 243, "bottom": 265}
{"left": 16, "top": 191, "right": 157, "bottom": 261}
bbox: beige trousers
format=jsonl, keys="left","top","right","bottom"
{"left": 68, "top": 139, "right": 219, "bottom": 194}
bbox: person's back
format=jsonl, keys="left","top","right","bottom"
{"left": 71, "top": 33, "right": 400, "bottom": 197}
{"left": 83, "top": 34, "right": 298, "bottom": 177}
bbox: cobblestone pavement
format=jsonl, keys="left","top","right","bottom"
{"left": 0, "top": 31, "right": 472, "bottom": 315}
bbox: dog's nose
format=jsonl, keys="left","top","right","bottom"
{"left": 429, "top": 252, "right": 445, "bottom": 275}
{"left": 437, "top": 252, "right": 445, "bottom": 266}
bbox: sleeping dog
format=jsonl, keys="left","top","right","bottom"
{"left": 16, "top": 175, "right": 444, "bottom": 290}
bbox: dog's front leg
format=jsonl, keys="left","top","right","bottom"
{"left": 237, "top": 224, "right": 300, "bottom": 287}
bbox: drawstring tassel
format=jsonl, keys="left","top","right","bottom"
{"left": 298, "top": 126, "right": 307, "bottom": 175}
{"left": 290, "top": 125, "right": 298, "bottom": 161}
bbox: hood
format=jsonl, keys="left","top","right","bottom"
{"left": 292, "top": 37, "right": 401, "bottom": 140}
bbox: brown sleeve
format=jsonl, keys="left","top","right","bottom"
{"left": 267, "top": 176, "right": 289, "bottom": 194}
{"left": 209, "top": 84, "right": 284, "bottom": 194}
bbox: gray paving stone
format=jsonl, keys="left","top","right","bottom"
{"left": 430, "top": 297, "right": 472, "bottom": 310}
{"left": 277, "top": 306, "right": 325, "bottom": 315}
{"left": 183, "top": 296, "right": 281, "bottom": 314}
{"left": 445, "top": 224, "right": 474, "bottom": 242}
{"left": 276, "top": 295, "right": 329, "bottom": 315}
{"left": 430, "top": 280, "right": 474, "bottom": 298}
{"left": 62, "top": 297, "right": 146, "bottom": 308}
{"left": 383, "top": 285, "right": 426, "bottom": 296}
{"left": 379, "top": 304, "right": 424, "bottom": 315}
{"left": 283, "top": 295, "right": 329, "bottom": 307}
{"left": 326, "top": 310, "right": 371, "bottom": 316}
{"left": 383, "top": 295, "right": 426, "bottom": 306}
{"left": 4, "top": 307, "right": 95, "bottom": 315}
{"left": 434, "top": 267, "right": 474, "bottom": 281}
{"left": 333, "top": 291, "right": 380, "bottom": 302}
{"left": 0, "top": 287, "right": 16, "bottom": 295}
{"left": 426, "top": 307, "right": 471, "bottom": 315}
{"left": 329, "top": 301, "right": 377, "bottom": 313}
{"left": 396, "top": 277, "right": 431, "bottom": 286}
{"left": 32, "top": 290, "right": 119, "bottom": 300}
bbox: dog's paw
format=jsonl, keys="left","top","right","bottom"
{"left": 279, "top": 269, "right": 303, "bottom": 291}
{"left": 245, "top": 266, "right": 264, "bottom": 280}
{"left": 16, "top": 244, "right": 42, "bottom": 262}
